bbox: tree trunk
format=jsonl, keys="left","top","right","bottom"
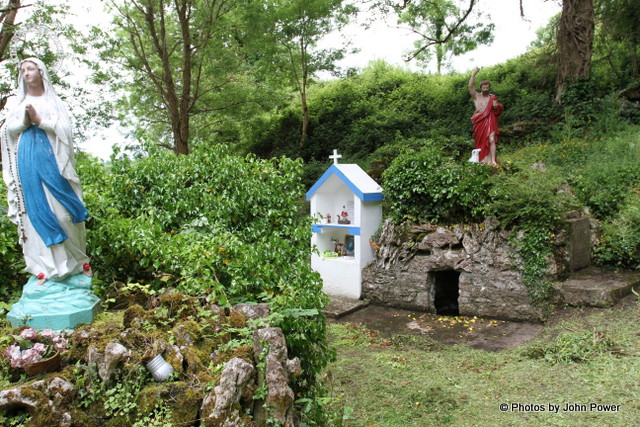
{"left": 173, "top": 116, "right": 190, "bottom": 155}
{"left": 300, "top": 89, "right": 309, "bottom": 148}
{"left": 299, "top": 37, "right": 309, "bottom": 148}
{"left": 555, "top": 0, "right": 594, "bottom": 102}
{"left": 0, "top": 0, "right": 20, "bottom": 61}
{"left": 0, "top": 0, "right": 21, "bottom": 111}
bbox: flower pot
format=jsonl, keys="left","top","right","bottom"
{"left": 23, "top": 351, "right": 61, "bottom": 376}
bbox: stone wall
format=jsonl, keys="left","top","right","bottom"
{"left": 361, "top": 217, "right": 588, "bottom": 322}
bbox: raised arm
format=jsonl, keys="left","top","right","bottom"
{"left": 469, "top": 67, "right": 480, "bottom": 99}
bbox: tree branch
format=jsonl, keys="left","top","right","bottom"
{"left": 405, "top": 0, "right": 477, "bottom": 62}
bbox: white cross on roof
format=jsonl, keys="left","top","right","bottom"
{"left": 329, "top": 149, "right": 342, "bottom": 165}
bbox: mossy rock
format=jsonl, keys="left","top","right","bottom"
{"left": 217, "top": 345, "right": 254, "bottom": 366}
{"left": 158, "top": 292, "right": 199, "bottom": 319}
{"left": 104, "top": 415, "right": 131, "bottom": 427}
{"left": 123, "top": 304, "right": 148, "bottom": 328}
{"left": 69, "top": 314, "right": 125, "bottom": 359}
{"left": 181, "top": 347, "right": 208, "bottom": 375}
{"left": 137, "top": 381, "right": 203, "bottom": 424}
{"left": 173, "top": 319, "right": 203, "bottom": 348}
{"left": 226, "top": 310, "right": 247, "bottom": 329}
{"left": 65, "top": 408, "right": 99, "bottom": 426}
{"left": 119, "top": 328, "right": 159, "bottom": 358}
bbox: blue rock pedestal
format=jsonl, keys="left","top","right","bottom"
{"left": 7, "top": 273, "right": 100, "bottom": 330}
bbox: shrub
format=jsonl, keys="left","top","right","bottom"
{"left": 484, "top": 166, "right": 580, "bottom": 230}
{"left": 568, "top": 130, "right": 640, "bottom": 220}
{"left": 594, "top": 192, "right": 640, "bottom": 269}
{"left": 382, "top": 143, "right": 491, "bottom": 224}
{"left": 77, "top": 146, "right": 332, "bottom": 411}
{"left": 0, "top": 182, "right": 26, "bottom": 303}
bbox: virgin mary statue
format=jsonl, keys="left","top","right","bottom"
{"left": 1, "top": 58, "right": 98, "bottom": 330}
{"left": 1, "top": 57, "right": 90, "bottom": 281}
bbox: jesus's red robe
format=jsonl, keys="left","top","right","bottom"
{"left": 471, "top": 95, "right": 504, "bottom": 163}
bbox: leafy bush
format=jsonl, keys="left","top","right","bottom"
{"left": 568, "top": 131, "right": 640, "bottom": 221}
{"left": 382, "top": 143, "right": 491, "bottom": 224}
{"left": 594, "top": 192, "right": 640, "bottom": 269}
{"left": 77, "top": 146, "right": 332, "bottom": 409}
{"left": 484, "top": 166, "right": 580, "bottom": 230}
{"left": 511, "top": 227, "right": 556, "bottom": 308}
{"left": 0, "top": 183, "right": 26, "bottom": 303}
{"left": 483, "top": 166, "right": 581, "bottom": 308}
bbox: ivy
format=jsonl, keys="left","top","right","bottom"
{"left": 510, "top": 227, "right": 556, "bottom": 310}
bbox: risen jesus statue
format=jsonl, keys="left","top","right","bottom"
{"left": 469, "top": 67, "right": 503, "bottom": 165}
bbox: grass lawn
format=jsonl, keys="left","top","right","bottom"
{"left": 323, "top": 297, "right": 640, "bottom": 426}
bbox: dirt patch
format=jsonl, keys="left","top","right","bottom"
{"left": 331, "top": 304, "right": 543, "bottom": 352}
{"left": 330, "top": 291, "right": 640, "bottom": 352}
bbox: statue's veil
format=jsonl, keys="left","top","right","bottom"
{"left": 13, "top": 57, "right": 70, "bottom": 123}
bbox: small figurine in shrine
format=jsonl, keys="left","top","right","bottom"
{"left": 326, "top": 213, "right": 331, "bottom": 224}
{"left": 338, "top": 206, "right": 350, "bottom": 224}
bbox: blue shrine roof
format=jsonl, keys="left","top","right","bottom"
{"left": 306, "top": 164, "right": 383, "bottom": 202}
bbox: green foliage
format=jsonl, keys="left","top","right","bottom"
{"left": 246, "top": 61, "right": 478, "bottom": 164}
{"left": 522, "top": 329, "right": 617, "bottom": 364}
{"left": 0, "top": 407, "right": 31, "bottom": 427}
{"left": 77, "top": 145, "right": 332, "bottom": 410}
{"left": 247, "top": 0, "right": 357, "bottom": 110}
{"left": 510, "top": 227, "right": 556, "bottom": 308}
{"left": 594, "top": 0, "right": 640, "bottom": 83}
{"left": 558, "top": 130, "right": 640, "bottom": 221}
{"left": 396, "top": 0, "right": 494, "bottom": 73}
{"left": 103, "top": 369, "right": 147, "bottom": 418}
{"left": 382, "top": 142, "right": 491, "bottom": 224}
{"left": 0, "top": 183, "right": 26, "bottom": 303}
{"left": 483, "top": 165, "right": 577, "bottom": 308}
{"left": 73, "top": 362, "right": 150, "bottom": 420}
{"left": 594, "top": 192, "right": 640, "bottom": 269}
{"left": 484, "top": 166, "right": 580, "bottom": 230}
{"left": 131, "top": 403, "right": 174, "bottom": 427}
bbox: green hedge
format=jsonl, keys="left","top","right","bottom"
{"left": 382, "top": 142, "right": 491, "bottom": 224}
{"left": 76, "top": 146, "right": 332, "bottom": 415}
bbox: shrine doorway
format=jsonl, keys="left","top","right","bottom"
{"left": 433, "top": 270, "right": 460, "bottom": 316}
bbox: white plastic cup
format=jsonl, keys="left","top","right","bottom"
{"left": 146, "top": 354, "right": 174, "bottom": 382}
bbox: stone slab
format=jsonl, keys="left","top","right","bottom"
{"left": 554, "top": 267, "right": 640, "bottom": 307}
{"left": 323, "top": 295, "right": 369, "bottom": 319}
{"left": 567, "top": 217, "right": 591, "bottom": 271}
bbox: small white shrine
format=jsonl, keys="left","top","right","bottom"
{"left": 306, "top": 150, "right": 383, "bottom": 299}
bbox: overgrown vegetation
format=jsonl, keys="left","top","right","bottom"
{"left": 73, "top": 145, "right": 334, "bottom": 420}
{"left": 382, "top": 142, "right": 491, "bottom": 224}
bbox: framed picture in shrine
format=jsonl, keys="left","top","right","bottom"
{"left": 344, "top": 234, "right": 355, "bottom": 256}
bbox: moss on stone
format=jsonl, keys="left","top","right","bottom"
{"left": 0, "top": 291, "right": 274, "bottom": 425}
{"left": 105, "top": 415, "right": 130, "bottom": 427}
{"left": 181, "top": 347, "right": 206, "bottom": 375}
{"left": 158, "top": 292, "right": 199, "bottom": 319}
{"left": 123, "top": 304, "right": 148, "bottom": 328}
{"left": 217, "top": 345, "right": 254, "bottom": 366}
{"left": 173, "top": 319, "right": 203, "bottom": 344}
{"left": 65, "top": 408, "right": 97, "bottom": 426}
{"left": 137, "top": 381, "right": 202, "bottom": 424}
{"left": 227, "top": 310, "right": 247, "bottom": 329}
